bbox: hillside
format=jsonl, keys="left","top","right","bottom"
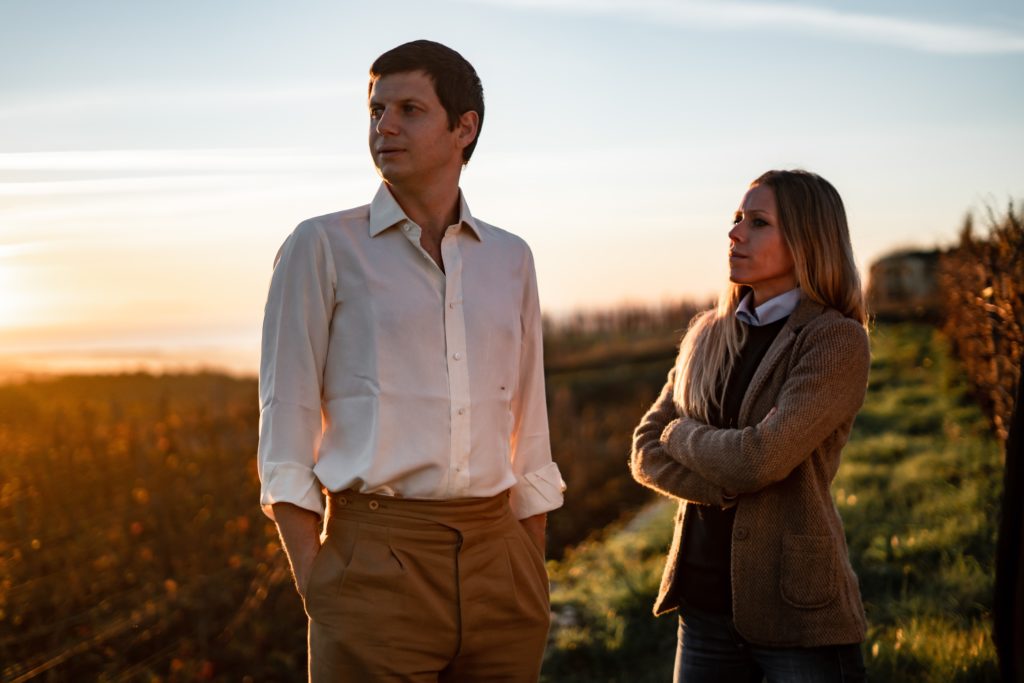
{"left": 0, "top": 322, "right": 1004, "bottom": 681}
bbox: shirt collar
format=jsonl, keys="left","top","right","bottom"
{"left": 368, "top": 182, "right": 482, "bottom": 240}
{"left": 736, "top": 287, "right": 802, "bottom": 326}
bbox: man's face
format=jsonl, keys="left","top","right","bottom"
{"left": 368, "top": 70, "right": 472, "bottom": 188}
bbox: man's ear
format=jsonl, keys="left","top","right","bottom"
{"left": 455, "top": 110, "right": 480, "bottom": 151}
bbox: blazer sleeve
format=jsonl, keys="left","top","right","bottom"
{"left": 659, "top": 315, "right": 870, "bottom": 494}
{"left": 630, "top": 366, "right": 736, "bottom": 507}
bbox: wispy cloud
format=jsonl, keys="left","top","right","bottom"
{"left": 0, "top": 148, "right": 360, "bottom": 173}
{"left": 468, "top": 0, "right": 1024, "bottom": 54}
{"left": 0, "top": 148, "right": 370, "bottom": 227}
{"left": 0, "top": 82, "right": 362, "bottom": 120}
{"left": 0, "top": 178, "right": 360, "bottom": 231}
{"left": 0, "top": 174, "right": 269, "bottom": 197}
{"left": 0, "top": 242, "right": 48, "bottom": 259}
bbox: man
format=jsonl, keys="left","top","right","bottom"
{"left": 257, "top": 40, "right": 565, "bottom": 681}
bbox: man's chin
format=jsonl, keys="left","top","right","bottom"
{"left": 375, "top": 163, "right": 410, "bottom": 185}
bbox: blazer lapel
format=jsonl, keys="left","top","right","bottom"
{"left": 737, "top": 296, "right": 825, "bottom": 426}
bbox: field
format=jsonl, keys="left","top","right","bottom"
{"left": 0, "top": 321, "right": 1006, "bottom": 681}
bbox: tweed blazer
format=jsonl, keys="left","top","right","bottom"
{"left": 630, "top": 296, "right": 870, "bottom": 647}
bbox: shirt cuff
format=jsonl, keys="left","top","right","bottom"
{"left": 509, "top": 461, "right": 566, "bottom": 519}
{"left": 260, "top": 462, "right": 325, "bottom": 520}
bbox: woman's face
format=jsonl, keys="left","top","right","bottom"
{"left": 728, "top": 184, "right": 798, "bottom": 305}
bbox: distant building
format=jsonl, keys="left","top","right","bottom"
{"left": 866, "top": 249, "right": 941, "bottom": 321}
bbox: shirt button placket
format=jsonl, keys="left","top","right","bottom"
{"left": 442, "top": 229, "right": 471, "bottom": 495}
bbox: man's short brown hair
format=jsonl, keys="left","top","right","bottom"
{"left": 370, "top": 40, "right": 485, "bottom": 163}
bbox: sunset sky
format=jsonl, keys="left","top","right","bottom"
{"left": 2, "top": 0, "right": 1023, "bottom": 375}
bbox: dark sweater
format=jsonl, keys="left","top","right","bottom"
{"left": 676, "top": 316, "right": 788, "bottom": 613}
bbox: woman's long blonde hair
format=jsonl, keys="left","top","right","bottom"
{"left": 673, "top": 170, "right": 866, "bottom": 422}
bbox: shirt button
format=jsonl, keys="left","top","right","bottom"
{"left": 733, "top": 526, "right": 749, "bottom": 541}
{"left": 458, "top": 408, "right": 466, "bottom": 415}
{"left": 449, "top": 302, "right": 456, "bottom": 309}
{"left": 368, "top": 500, "right": 380, "bottom": 511}
{"left": 403, "top": 224, "right": 412, "bottom": 232}
{"left": 453, "top": 352, "right": 462, "bottom": 360}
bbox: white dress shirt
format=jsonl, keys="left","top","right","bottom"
{"left": 258, "top": 184, "right": 565, "bottom": 521}
{"left": 735, "top": 288, "right": 802, "bottom": 327}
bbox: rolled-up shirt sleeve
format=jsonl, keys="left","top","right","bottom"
{"left": 508, "top": 247, "right": 566, "bottom": 519}
{"left": 257, "top": 220, "right": 337, "bottom": 520}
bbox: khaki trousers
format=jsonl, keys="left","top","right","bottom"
{"left": 305, "top": 489, "right": 551, "bottom": 682}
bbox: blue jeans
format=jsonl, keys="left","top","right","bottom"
{"left": 674, "top": 606, "right": 867, "bottom": 683}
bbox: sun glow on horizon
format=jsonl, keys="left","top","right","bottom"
{"left": 0, "top": 250, "right": 38, "bottom": 331}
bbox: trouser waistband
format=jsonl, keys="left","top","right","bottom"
{"left": 326, "top": 488, "right": 512, "bottom": 535}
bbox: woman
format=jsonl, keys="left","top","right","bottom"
{"left": 630, "top": 169, "right": 869, "bottom": 682}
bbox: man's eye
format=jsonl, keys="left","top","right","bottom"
{"left": 403, "top": 104, "right": 418, "bottom": 114}
{"left": 369, "top": 107, "right": 382, "bottom": 119}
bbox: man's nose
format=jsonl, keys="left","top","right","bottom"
{"left": 375, "top": 108, "right": 399, "bottom": 135}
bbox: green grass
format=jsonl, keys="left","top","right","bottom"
{"left": 543, "top": 503, "right": 678, "bottom": 682}
{"left": 542, "top": 323, "right": 1003, "bottom": 682}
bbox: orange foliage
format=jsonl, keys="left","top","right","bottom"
{"left": 939, "top": 202, "right": 1024, "bottom": 441}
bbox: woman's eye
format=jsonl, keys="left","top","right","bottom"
{"left": 753, "top": 218, "right": 768, "bottom": 227}
{"left": 732, "top": 215, "right": 742, "bottom": 225}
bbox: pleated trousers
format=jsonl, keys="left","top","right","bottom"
{"left": 305, "top": 489, "right": 551, "bottom": 682}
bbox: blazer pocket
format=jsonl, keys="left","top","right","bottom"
{"left": 780, "top": 534, "right": 837, "bottom": 608}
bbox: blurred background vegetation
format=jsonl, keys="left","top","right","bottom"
{"left": 0, "top": 203, "right": 1020, "bottom": 681}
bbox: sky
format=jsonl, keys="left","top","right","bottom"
{"left": 1, "top": 0, "right": 1022, "bottom": 376}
